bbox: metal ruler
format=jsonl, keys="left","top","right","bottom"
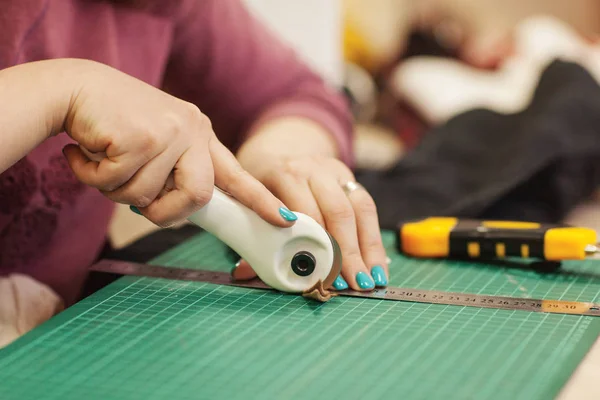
{"left": 91, "top": 259, "right": 600, "bottom": 317}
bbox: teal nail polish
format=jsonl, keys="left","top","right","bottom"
{"left": 130, "top": 206, "right": 142, "bottom": 215}
{"left": 371, "top": 266, "right": 388, "bottom": 286}
{"left": 355, "top": 272, "right": 375, "bottom": 289}
{"left": 332, "top": 275, "right": 348, "bottom": 291}
{"left": 279, "top": 207, "right": 297, "bottom": 221}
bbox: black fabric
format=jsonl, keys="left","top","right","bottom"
{"left": 98, "top": 224, "right": 203, "bottom": 263}
{"left": 356, "top": 60, "right": 600, "bottom": 229}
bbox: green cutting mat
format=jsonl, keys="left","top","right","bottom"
{"left": 1, "top": 231, "right": 599, "bottom": 400}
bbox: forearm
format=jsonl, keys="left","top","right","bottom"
{"left": 164, "top": 0, "right": 355, "bottom": 167}
{"left": 0, "top": 59, "right": 78, "bottom": 173}
{"left": 236, "top": 116, "right": 342, "bottom": 180}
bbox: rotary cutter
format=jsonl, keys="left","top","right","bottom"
{"left": 397, "top": 217, "right": 599, "bottom": 261}
{"left": 82, "top": 148, "right": 343, "bottom": 301}
{"left": 187, "top": 187, "right": 342, "bottom": 301}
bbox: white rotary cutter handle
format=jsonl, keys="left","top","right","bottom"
{"left": 81, "top": 144, "right": 342, "bottom": 301}
{"left": 188, "top": 187, "right": 342, "bottom": 301}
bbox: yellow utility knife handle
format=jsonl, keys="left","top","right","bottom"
{"left": 398, "top": 217, "right": 598, "bottom": 261}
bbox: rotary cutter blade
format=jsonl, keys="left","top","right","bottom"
{"left": 310, "top": 231, "right": 343, "bottom": 299}
{"left": 326, "top": 232, "right": 343, "bottom": 280}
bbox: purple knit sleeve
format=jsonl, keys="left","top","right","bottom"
{"left": 162, "top": 0, "right": 354, "bottom": 166}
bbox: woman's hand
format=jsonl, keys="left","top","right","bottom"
{"left": 234, "top": 118, "right": 389, "bottom": 292}
{"left": 60, "top": 60, "right": 296, "bottom": 228}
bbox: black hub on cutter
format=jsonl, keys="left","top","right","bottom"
{"left": 290, "top": 251, "right": 316, "bottom": 277}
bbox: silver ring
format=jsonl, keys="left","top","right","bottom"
{"left": 341, "top": 181, "right": 365, "bottom": 196}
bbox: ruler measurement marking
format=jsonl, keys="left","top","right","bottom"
{"left": 91, "top": 260, "right": 600, "bottom": 317}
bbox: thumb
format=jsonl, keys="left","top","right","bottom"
{"left": 231, "top": 259, "right": 258, "bottom": 281}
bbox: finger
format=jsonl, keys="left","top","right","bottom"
{"left": 210, "top": 140, "right": 295, "bottom": 228}
{"left": 346, "top": 186, "right": 388, "bottom": 287}
{"left": 139, "top": 142, "right": 214, "bottom": 227}
{"left": 155, "top": 172, "right": 176, "bottom": 199}
{"left": 231, "top": 259, "right": 257, "bottom": 281}
{"left": 265, "top": 177, "right": 325, "bottom": 227}
{"left": 309, "top": 174, "right": 375, "bottom": 292}
{"left": 265, "top": 173, "right": 350, "bottom": 291}
{"left": 63, "top": 144, "right": 153, "bottom": 192}
{"left": 101, "top": 145, "right": 182, "bottom": 208}
{"left": 331, "top": 274, "right": 349, "bottom": 291}
{"left": 267, "top": 175, "right": 349, "bottom": 291}
{"left": 461, "top": 31, "right": 514, "bottom": 70}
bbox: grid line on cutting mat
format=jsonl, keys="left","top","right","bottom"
{"left": 0, "top": 230, "right": 599, "bottom": 400}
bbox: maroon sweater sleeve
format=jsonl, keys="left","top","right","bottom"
{"left": 161, "top": 0, "right": 354, "bottom": 166}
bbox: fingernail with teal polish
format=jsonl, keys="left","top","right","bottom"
{"left": 279, "top": 207, "right": 297, "bottom": 221}
{"left": 356, "top": 272, "right": 375, "bottom": 289}
{"left": 130, "top": 205, "right": 142, "bottom": 215}
{"left": 371, "top": 266, "right": 388, "bottom": 286}
{"left": 332, "top": 275, "right": 348, "bottom": 291}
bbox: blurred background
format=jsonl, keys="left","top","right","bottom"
{"left": 109, "top": 0, "right": 600, "bottom": 248}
